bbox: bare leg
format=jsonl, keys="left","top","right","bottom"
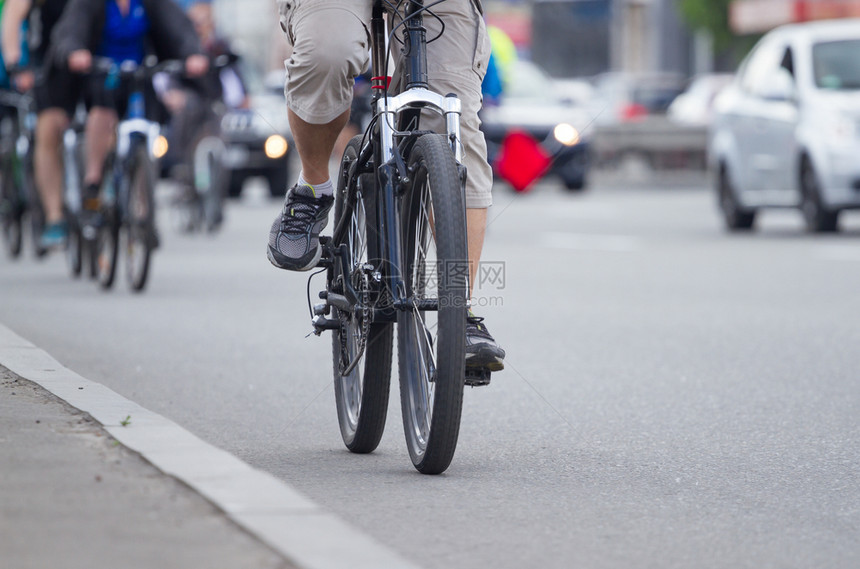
{"left": 466, "top": 207, "right": 487, "bottom": 296}
{"left": 34, "top": 109, "right": 70, "bottom": 224}
{"left": 83, "top": 107, "right": 118, "bottom": 187}
{"left": 288, "top": 108, "right": 350, "bottom": 185}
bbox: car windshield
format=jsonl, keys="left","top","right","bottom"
{"left": 812, "top": 39, "right": 860, "bottom": 90}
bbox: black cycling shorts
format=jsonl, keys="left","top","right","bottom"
{"left": 35, "top": 67, "right": 84, "bottom": 115}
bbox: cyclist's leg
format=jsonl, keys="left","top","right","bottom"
{"left": 83, "top": 108, "right": 118, "bottom": 189}
{"left": 269, "top": 0, "right": 370, "bottom": 271}
{"left": 82, "top": 71, "right": 124, "bottom": 191}
{"left": 279, "top": 0, "right": 370, "bottom": 185}
{"left": 34, "top": 71, "right": 76, "bottom": 222}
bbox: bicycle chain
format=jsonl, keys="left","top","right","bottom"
{"left": 338, "top": 267, "right": 371, "bottom": 376}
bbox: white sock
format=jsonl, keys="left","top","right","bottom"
{"left": 298, "top": 173, "right": 334, "bottom": 196}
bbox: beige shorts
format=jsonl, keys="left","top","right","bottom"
{"left": 277, "top": 0, "right": 493, "bottom": 208}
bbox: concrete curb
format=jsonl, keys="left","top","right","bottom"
{"left": 0, "top": 323, "right": 422, "bottom": 569}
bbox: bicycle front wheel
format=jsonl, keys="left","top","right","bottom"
{"left": 126, "top": 144, "right": 156, "bottom": 292}
{"left": 332, "top": 135, "right": 393, "bottom": 453}
{"left": 398, "top": 134, "right": 468, "bottom": 474}
{"left": 96, "top": 165, "right": 120, "bottom": 289}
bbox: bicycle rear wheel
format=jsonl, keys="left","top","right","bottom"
{"left": 332, "top": 135, "right": 393, "bottom": 453}
{"left": 193, "top": 134, "right": 225, "bottom": 233}
{"left": 0, "top": 159, "right": 23, "bottom": 258}
{"left": 126, "top": 144, "right": 155, "bottom": 292}
{"left": 24, "top": 180, "right": 47, "bottom": 259}
{"left": 398, "top": 133, "right": 468, "bottom": 474}
{"left": 96, "top": 165, "right": 120, "bottom": 289}
{"left": 67, "top": 219, "right": 83, "bottom": 277}
{"left": 96, "top": 207, "right": 119, "bottom": 289}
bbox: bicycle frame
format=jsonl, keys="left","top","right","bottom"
{"left": 327, "top": 0, "right": 465, "bottom": 323}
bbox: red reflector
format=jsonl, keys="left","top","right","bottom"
{"left": 494, "top": 130, "right": 551, "bottom": 193}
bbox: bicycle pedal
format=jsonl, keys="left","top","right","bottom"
{"left": 311, "top": 315, "right": 339, "bottom": 335}
{"left": 464, "top": 367, "right": 491, "bottom": 387}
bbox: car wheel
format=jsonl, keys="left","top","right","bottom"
{"left": 226, "top": 173, "right": 245, "bottom": 199}
{"left": 800, "top": 157, "right": 839, "bottom": 233}
{"left": 562, "top": 174, "right": 586, "bottom": 192}
{"left": 717, "top": 164, "right": 755, "bottom": 231}
{"left": 267, "top": 167, "right": 288, "bottom": 198}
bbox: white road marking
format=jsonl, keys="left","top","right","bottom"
{"left": 0, "top": 323, "right": 421, "bottom": 569}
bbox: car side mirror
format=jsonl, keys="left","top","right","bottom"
{"left": 761, "top": 68, "right": 796, "bottom": 102}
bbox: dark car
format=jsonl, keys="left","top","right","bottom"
{"left": 219, "top": 70, "right": 292, "bottom": 198}
{"left": 480, "top": 61, "right": 592, "bottom": 191}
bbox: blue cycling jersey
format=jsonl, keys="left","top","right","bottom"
{"left": 98, "top": 0, "right": 150, "bottom": 65}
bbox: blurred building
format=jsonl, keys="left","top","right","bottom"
{"left": 211, "top": 0, "right": 283, "bottom": 73}
{"left": 729, "top": 0, "right": 860, "bottom": 33}
{"left": 487, "top": 0, "right": 697, "bottom": 78}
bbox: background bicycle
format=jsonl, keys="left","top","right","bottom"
{"left": 0, "top": 88, "right": 43, "bottom": 260}
{"left": 157, "top": 53, "right": 243, "bottom": 233}
{"left": 91, "top": 57, "right": 176, "bottom": 292}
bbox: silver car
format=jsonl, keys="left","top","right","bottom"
{"left": 709, "top": 19, "right": 860, "bottom": 232}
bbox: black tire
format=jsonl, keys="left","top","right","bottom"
{"left": 96, "top": 205, "right": 120, "bottom": 289}
{"left": 398, "top": 134, "right": 468, "bottom": 475}
{"left": 27, "top": 203, "right": 47, "bottom": 259}
{"left": 96, "top": 158, "right": 120, "bottom": 289}
{"left": 800, "top": 157, "right": 839, "bottom": 233}
{"left": 0, "top": 161, "right": 23, "bottom": 259}
{"left": 67, "top": 220, "right": 83, "bottom": 278}
{"left": 562, "top": 174, "right": 586, "bottom": 191}
{"left": 126, "top": 145, "right": 156, "bottom": 292}
{"left": 226, "top": 172, "right": 244, "bottom": 199}
{"left": 267, "top": 166, "right": 288, "bottom": 198}
{"left": 203, "top": 150, "right": 225, "bottom": 232}
{"left": 190, "top": 132, "right": 226, "bottom": 232}
{"left": 20, "top": 150, "right": 47, "bottom": 259}
{"left": 85, "top": 233, "right": 99, "bottom": 280}
{"left": 331, "top": 135, "right": 393, "bottom": 454}
{"left": 717, "top": 164, "right": 755, "bottom": 231}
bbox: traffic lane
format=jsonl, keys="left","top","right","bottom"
{"left": 1, "top": 181, "right": 859, "bottom": 569}
{"left": 265, "top": 183, "right": 860, "bottom": 568}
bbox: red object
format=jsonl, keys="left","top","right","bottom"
{"left": 494, "top": 130, "right": 551, "bottom": 193}
{"left": 730, "top": 0, "right": 860, "bottom": 34}
{"left": 371, "top": 76, "right": 392, "bottom": 90}
{"left": 621, "top": 102, "right": 648, "bottom": 122}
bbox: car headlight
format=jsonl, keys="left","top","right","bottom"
{"left": 553, "top": 123, "right": 580, "bottom": 146}
{"left": 152, "top": 135, "right": 169, "bottom": 159}
{"left": 264, "top": 134, "right": 288, "bottom": 159}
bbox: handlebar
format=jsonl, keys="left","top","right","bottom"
{"left": 89, "top": 56, "right": 186, "bottom": 78}
{"left": 87, "top": 53, "right": 239, "bottom": 79}
{"left": 0, "top": 89, "right": 35, "bottom": 113}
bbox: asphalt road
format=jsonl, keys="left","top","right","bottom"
{"left": 2, "top": 175, "right": 859, "bottom": 569}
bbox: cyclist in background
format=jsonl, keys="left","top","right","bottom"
{"left": 48, "top": 0, "right": 207, "bottom": 217}
{"left": 268, "top": 0, "right": 505, "bottom": 372}
{"left": 2, "top": 0, "right": 75, "bottom": 249}
{"left": 0, "top": 0, "right": 28, "bottom": 92}
{"left": 155, "top": 0, "right": 247, "bottom": 181}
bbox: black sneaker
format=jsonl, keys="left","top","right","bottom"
{"left": 465, "top": 310, "right": 505, "bottom": 372}
{"left": 267, "top": 183, "right": 334, "bottom": 271}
